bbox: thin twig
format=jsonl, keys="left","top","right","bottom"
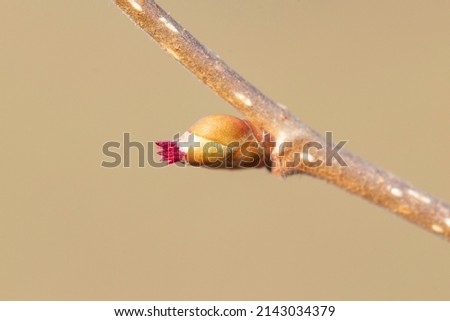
{"left": 115, "top": 0, "right": 450, "bottom": 240}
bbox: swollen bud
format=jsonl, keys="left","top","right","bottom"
{"left": 156, "top": 114, "right": 270, "bottom": 168}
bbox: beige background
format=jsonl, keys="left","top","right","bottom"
{"left": 1, "top": 0, "right": 449, "bottom": 300}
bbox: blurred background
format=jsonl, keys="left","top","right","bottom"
{"left": 1, "top": 0, "right": 449, "bottom": 300}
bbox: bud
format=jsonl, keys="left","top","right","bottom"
{"left": 156, "top": 114, "right": 270, "bottom": 168}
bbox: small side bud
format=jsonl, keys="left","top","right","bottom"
{"left": 156, "top": 114, "right": 271, "bottom": 169}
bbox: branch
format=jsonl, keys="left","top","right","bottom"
{"left": 115, "top": 0, "right": 450, "bottom": 240}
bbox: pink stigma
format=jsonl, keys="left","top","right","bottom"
{"left": 156, "top": 141, "right": 185, "bottom": 164}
